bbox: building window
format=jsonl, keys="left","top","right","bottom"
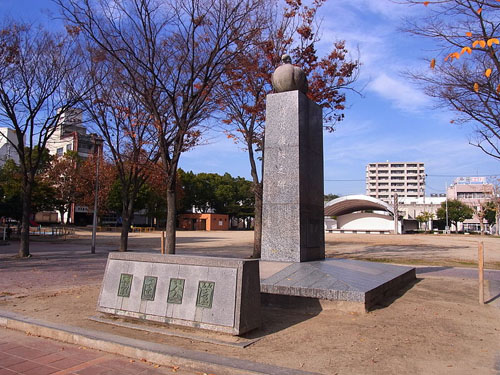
{"left": 57, "top": 147, "right": 63, "bottom": 156}
{"left": 457, "top": 192, "right": 487, "bottom": 199}
{"left": 66, "top": 144, "right": 72, "bottom": 151}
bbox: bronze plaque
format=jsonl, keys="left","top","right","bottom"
{"left": 141, "top": 276, "right": 157, "bottom": 301}
{"left": 196, "top": 281, "right": 215, "bottom": 309}
{"left": 167, "top": 278, "right": 185, "bottom": 304}
{"left": 117, "top": 273, "right": 133, "bottom": 297}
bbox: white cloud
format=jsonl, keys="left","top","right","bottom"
{"left": 368, "top": 73, "right": 430, "bottom": 112}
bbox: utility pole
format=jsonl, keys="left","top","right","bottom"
{"left": 445, "top": 181, "right": 449, "bottom": 234}
{"left": 91, "top": 135, "right": 103, "bottom": 254}
{"left": 393, "top": 193, "right": 399, "bottom": 234}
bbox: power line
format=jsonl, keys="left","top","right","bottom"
{"left": 325, "top": 174, "right": 499, "bottom": 182}
{"left": 426, "top": 174, "right": 499, "bottom": 178}
{"left": 324, "top": 179, "right": 364, "bottom": 182}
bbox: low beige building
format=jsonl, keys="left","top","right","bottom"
{"left": 447, "top": 177, "right": 493, "bottom": 232}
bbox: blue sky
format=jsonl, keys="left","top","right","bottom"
{"left": 2, "top": 0, "right": 498, "bottom": 196}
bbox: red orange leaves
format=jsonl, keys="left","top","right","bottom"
{"left": 487, "top": 38, "right": 499, "bottom": 46}
{"left": 461, "top": 46, "right": 472, "bottom": 55}
{"left": 445, "top": 52, "right": 460, "bottom": 61}
{"left": 472, "top": 40, "right": 486, "bottom": 48}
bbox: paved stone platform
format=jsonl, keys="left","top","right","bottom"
{"left": 260, "top": 258, "right": 416, "bottom": 312}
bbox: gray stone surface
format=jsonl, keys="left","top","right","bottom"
{"left": 97, "top": 253, "right": 260, "bottom": 335}
{"left": 261, "top": 90, "right": 325, "bottom": 262}
{"left": 260, "top": 259, "right": 416, "bottom": 311}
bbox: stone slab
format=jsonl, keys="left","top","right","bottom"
{"left": 260, "top": 259, "right": 416, "bottom": 311}
{"left": 97, "top": 253, "right": 261, "bottom": 335}
{"left": 261, "top": 90, "right": 325, "bottom": 262}
{"left": 89, "top": 315, "right": 260, "bottom": 348}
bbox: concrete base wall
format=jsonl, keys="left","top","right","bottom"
{"left": 337, "top": 212, "right": 397, "bottom": 232}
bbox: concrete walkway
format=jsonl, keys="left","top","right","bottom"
{"left": 0, "top": 326, "right": 198, "bottom": 375}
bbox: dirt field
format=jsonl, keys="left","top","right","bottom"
{"left": 325, "top": 233, "right": 500, "bottom": 268}
{"left": 1, "top": 231, "right": 499, "bottom": 374}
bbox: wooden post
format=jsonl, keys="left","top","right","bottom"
{"left": 393, "top": 193, "right": 399, "bottom": 234}
{"left": 161, "top": 231, "right": 165, "bottom": 254}
{"left": 478, "top": 241, "right": 484, "bottom": 305}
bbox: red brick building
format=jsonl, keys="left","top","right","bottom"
{"left": 178, "top": 213, "right": 229, "bottom": 231}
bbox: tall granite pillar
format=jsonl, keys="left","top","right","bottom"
{"left": 261, "top": 90, "right": 325, "bottom": 262}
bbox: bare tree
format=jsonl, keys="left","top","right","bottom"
{"left": 82, "top": 59, "right": 158, "bottom": 252}
{"left": 0, "top": 22, "right": 82, "bottom": 257}
{"left": 401, "top": 0, "right": 500, "bottom": 159}
{"left": 57, "top": 0, "right": 265, "bottom": 254}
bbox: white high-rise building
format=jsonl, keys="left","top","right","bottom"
{"left": 46, "top": 108, "right": 99, "bottom": 159}
{"left": 366, "top": 162, "right": 426, "bottom": 203}
{"left": 0, "top": 127, "right": 20, "bottom": 166}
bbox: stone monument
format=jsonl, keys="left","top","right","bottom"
{"left": 260, "top": 55, "right": 416, "bottom": 312}
{"left": 97, "top": 253, "right": 261, "bottom": 335}
{"left": 261, "top": 55, "right": 325, "bottom": 262}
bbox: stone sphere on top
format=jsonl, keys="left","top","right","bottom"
{"left": 271, "top": 54, "right": 308, "bottom": 94}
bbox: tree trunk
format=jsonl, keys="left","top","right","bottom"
{"left": 119, "top": 199, "right": 135, "bottom": 252}
{"left": 478, "top": 210, "right": 485, "bottom": 235}
{"left": 247, "top": 132, "right": 263, "bottom": 258}
{"left": 19, "top": 181, "right": 32, "bottom": 258}
{"left": 496, "top": 210, "right": 499, "bottom": 236}
{"left": 165, "top": 187, "right": 176, "bottom": 254}
{"left": 59, "top": 209, "right": 66, "bottom": 225}
{"left": 252, "top": 187, "right": 262, "bottom": 258}
{"left": 120, "top": 216, "right": 130, "bottom": 252}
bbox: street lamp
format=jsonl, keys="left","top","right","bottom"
{"left": 91, "top": 134, "right": 103, "bottom": 254}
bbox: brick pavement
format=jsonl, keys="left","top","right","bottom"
{"left": 0, "top": 327, "right": 200, "bottom": 375}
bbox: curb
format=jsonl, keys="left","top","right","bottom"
{"left": 0, "top": 309, "right": 320, "bottom": 375}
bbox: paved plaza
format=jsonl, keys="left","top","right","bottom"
{"left": 0, "top": 230, "right": 499, "bottom": 374}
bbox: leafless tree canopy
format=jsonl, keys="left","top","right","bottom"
{"left": 402, "top": 0, "right": 500, "bottom": 160}
{"left": 0, "top": 22, "right": 82, "bottom": 257}
{"left": 57, "top": 0, "right": 266, "bottom": 253}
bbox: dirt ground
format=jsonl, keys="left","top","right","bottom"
{"left": 1, "top": 231, "right": 500, "bottom": 374}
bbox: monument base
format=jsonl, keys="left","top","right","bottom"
{"left": 97, "top": 253, "right": 261, "bottom": 335}
{"left": 260, "top": 259, "right": 416, "bottom": 313}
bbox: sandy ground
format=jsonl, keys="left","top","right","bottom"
{"left": 325, "top": 233, "right": 500, "bottom": 268}
{"left": 1, "top": 231, "right": 500, "bottom": 374}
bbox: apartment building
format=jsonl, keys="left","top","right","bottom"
{"left": 0, "top": 127, "right": 20, "bottom": 166}
{"left": 44, "top": 108, "right": 103, "bottom": 225}
{"left": 366, "top": 162, "right": 426, "bottom": 203}
{"left": 46, "top": 108, "right": 99, "bottom": 159}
